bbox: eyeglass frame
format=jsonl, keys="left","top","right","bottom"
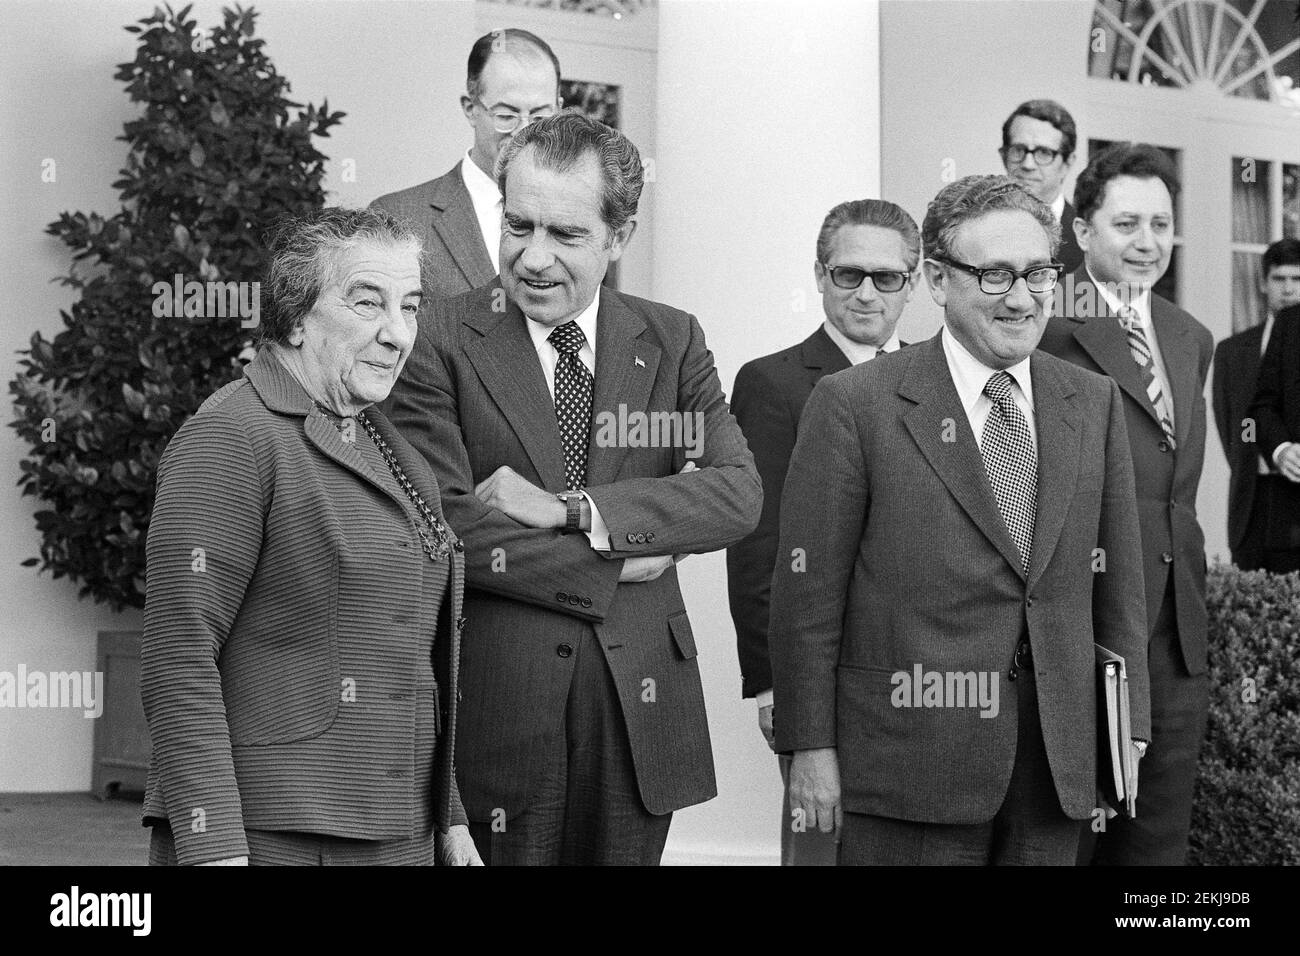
{"left": 998, "top": 144, "right": 1067, "bottom": 167}
{"left": 929, "top": 255, "right": 1064, "bottom": 295}
{"left": 472, "top": 97, "right": 560, "bottom": 134}
{"left": 819, "top": 262, "right": 913, "bottom": 294}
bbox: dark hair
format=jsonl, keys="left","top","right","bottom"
{"left": 1001, "top": 99, "right": 1077, "bottom": 160}
{"left": 1262, "top": 238, "right": 1300, "bottom": 278}
{"left": 467, "top": 28, "right": 560, "bottom": 100}
{"left": 496, "top": 110, "right": 643, "bottom": 234}
{"left": 259, "top": 207, "right": 421, "bottom": 347}
{"left": 922, "top": 175, "right": 1059, "bottom": 263}
{"left": 815, "top": 199, "right": 922, "bottom": 271}
{"left": 1074, "top": 143, "right": 1181, "bottom": 223}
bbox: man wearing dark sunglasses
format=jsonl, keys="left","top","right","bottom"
{"left": 770, "top": 176, "right": 1150, "bottom": 865}
{"left": 999, "top": 99, "right": 1083, "bottom": 274}
{"left": 373, "top": 29, "right": 561, "bottom": 301}
{"left": 726, "top": 198, "right": 918, "bottom": 865}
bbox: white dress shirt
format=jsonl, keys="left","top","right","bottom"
{"left": 1090, "top": 267, "right": 1175, "bottom": 434}
{"left": 941, "top": 326, "right": 1037, "bottom": 452}
{"left": 755, "top": 333, "right": 898, "bottom": 710}
{"left": 524, "top": 291, "right": 610, "bottom": 550}
{"left": 460, "top": 150, "right": 503, "bottom": 274}
{"left": 822, "top": 321, "right": 902, "bottom": 365}
{"left": 1050, "top": 193, "right": 1066, "bottom": 222}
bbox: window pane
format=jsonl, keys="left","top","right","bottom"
{"left": 1232, "top": 250, "right": 1266, "bottom": 334}
{"left": 1154, "top": 244, "right": 1178, "bottom": 306}
{"left": 1232, "top": 157, "right": 1272, "bottom": 243}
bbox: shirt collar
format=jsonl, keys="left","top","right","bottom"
{"left": 526, "top": 288, "right": 602, "bottom": 356}
{"left": 1087, "top": 265, "right": 1151, "bottom": 328}
{"left": 940, "top": 325, "right": 1034, "bottom": 415}
{"left": 821, "top": 320, "right": 900, "bottom": 365}
{"left": 460, "top": 149, "right": 502, "bottom": 208}
{"left": 1050, "top": 194, "right": 1066, "bottom": 221}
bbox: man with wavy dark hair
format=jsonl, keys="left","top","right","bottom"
{"left": 385, "top": 111, "right": 761, "bottom": 865}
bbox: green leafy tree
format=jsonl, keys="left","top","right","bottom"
{"left": 9, "top": 4, "right": 344, "bottom": 611}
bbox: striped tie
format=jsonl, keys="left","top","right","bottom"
{"left": 1118, "top": 305, "right": 1175, "bottom": 448}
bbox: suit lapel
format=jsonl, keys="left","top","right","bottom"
{"left": 429, "top": 162, "right": 495, "bottom": 288}
{"left": 1065, "top": 274, "right": 1162, "bottom": 429}
{"left": 1150, "top": 295, "right": 1197, "bottom": 447}
{"left": 1025, "top": 355, "right": 1080, "bottom": 590}
{"left": 899, "top": 335, "right": 1026, "bottom": 580}
{"left": 801, "top": 326, "right": 852, "bottom": 374}
{"left": 586, "top": 291, "right": 660, "bottom": 487}
{"left": 462, "top": 293, "right": 569, "bottom": 491}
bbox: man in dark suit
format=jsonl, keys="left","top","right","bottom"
{"left": 726, "top": 198, "right": 918, "bottom": 866}
{"left": 1221, "top": 240, "right": 1300, "bottom": 571}
{"left": 371, "top": 29, "right": 561, "bottom": 299}
{"left": 1039, "top": 143, "right": 1214, "bottom": 865}
{"left": 770, "top": 175, "right": 1150, "bottom": 866}
{"left": 1000, "top": 99, "right": 1083, "bottom": 274}
{"left": 385, "top": 112, "right": 761, "bottom": 865}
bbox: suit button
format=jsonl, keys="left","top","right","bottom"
{"left": 556, "top": 591, "right": 568, "bottom": 603}
{"left": 1008, "top": 667, "right": 1019, "bottom": 682}
{"left": 453, "top": 539, "right": 464, "bottom": 553}
{"left": 1026, "top": 597, "right": 1035, "bottom": 608}
{"left": 1161, "top": 551, "right": 1174, "bottom": 564}
{"left": 1158, "top": 440, "right": 1170, "bottom": 453}
{"left": 646, "top": 532, "right": 655, "bottom": 543}
{"left": 627, "top": 532, "right": 636, "bottom": 543}
{"left": 568, "top": 594, "right": 580, "bottom": 605}
{"left": 637, "top": 532, "right": 648, "bottom": 543}
{"left": 557, "top": 643, "right": 573, "bottom": 658}
{"left": 581, "top": 597, "right": 592, "bottom": 608}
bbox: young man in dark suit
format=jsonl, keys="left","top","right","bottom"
{"left": 999, "top": 99, "right": 1083, "bottom": 274}
{"left": 726, "top": 199, "right": 918, "bottom": 866}
{"left": 1218, "top": 239, "right": 1300, "bottom": 571}
{"left": 770, "top": 175, "right": 1150, "bottom": 866}
{"left": 1039, "top": 144, "right": 1214, "bottom": 865}
{"left": 385, "top": 112, "right": 761, "bottom": 865}
{"left": 372, "top": 29, "right": 561, "bottom": 299}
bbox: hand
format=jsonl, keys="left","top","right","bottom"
{"left": 618, "top": 554, "right": 675, "bottom": 582}
{"left": 197, "top": 856, "right": 248, "bottom": 866}
{"left": 436, "top": 824, "right": 483, "bottom": 866}
{"left": 1278, "top": 444, "right": 1300, "bottom": 483}
{"left": 757, "top": 703, "right": 775, "bottom": 751}
{"left": 474, "top": 466, "right": 564, "bottom": 528}
{"left": 788, "top": 747, "right": 841, "bottom": 834}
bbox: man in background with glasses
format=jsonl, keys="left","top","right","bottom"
{"left": 373, "top": 28, "right": 561, "bottom": 300}
{"left": 770, "top": 175, "right": 1150, "bottom": 865}
{"left": 726, "top": 199, "right": 917, "bottom": 865}
{"left": 1040, "top": 144, "right": 1214, "bottom": 866}
{"left": 1000, "top": 99, "right": 1083, "bottom": 274}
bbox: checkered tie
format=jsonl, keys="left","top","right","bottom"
{"left": 980, "top": 372, "right": 1038, "bottom": 576}
{"left": 1118, "top": 305, "right": 1176, "bottom": 448}
{"left": 548, "top": 321, "right": 593, "bottom": 491}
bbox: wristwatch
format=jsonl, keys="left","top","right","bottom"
{"left": 556, "top": 491, "right": 584, "bottom": 533}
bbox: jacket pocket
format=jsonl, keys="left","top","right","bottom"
{"left": 668, "top": 611, "right": 698, "bottom": 660}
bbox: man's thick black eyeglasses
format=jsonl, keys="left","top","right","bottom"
{"left": 931, "top": 255, "right": 1063, "bottom": 295}
{"left": 821, "top": 263, "right": 911, "bottom": 294}
{"left": 999, "top": 144, "right": 1065, "bottom": 166}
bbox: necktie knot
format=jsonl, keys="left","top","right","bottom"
{"left": 983, "top": 371, "right": 1015, "bottom": 406}
{"left": 548, "top": 321, "right": 587, "bottom": 356}
{"left": 1116, "top": 304, "right": 1139, "bottom": 331}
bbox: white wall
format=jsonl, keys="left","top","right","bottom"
{"left": 655, "top": 0, "right": 881, "bottom": 864}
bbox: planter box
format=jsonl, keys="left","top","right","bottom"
{"left": 91, "top": 630, "right": 149, "bottom": 799}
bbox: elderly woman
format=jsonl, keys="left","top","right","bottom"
{"left": 140, "top": 207, "right": 479, "bottom": 865}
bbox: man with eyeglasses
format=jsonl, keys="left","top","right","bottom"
{"left": 372, "top": 29, "right": 560, "bottom": 299}
{"left": 726, "top": 199, "right": 917, "bottom": 866}
{"left": 769, "top": 175, "right": 1150, "bottom": 865}
{"left": 1000, "top": 100, "right": 1083, "bottom": 274}
{"left": 1040, "top": 143, "right": 1214, "bottom": 866}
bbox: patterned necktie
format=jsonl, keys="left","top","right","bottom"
{"left": 1118, "top": 304, "right": 1176, "bottom": 448}
{"left": 548, "top": 321, "right": 593, "bottom": 491}
{"left": 980, "top": 372, "right": 1038, "bottom": 576}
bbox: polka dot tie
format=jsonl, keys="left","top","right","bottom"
{"left": 980, "top": 372, "right": 1038, "bottom": 576}
{"left": 548, "top": 321, "right": 593, "bottom": 492}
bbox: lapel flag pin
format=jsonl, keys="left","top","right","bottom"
{"left": 635, "top": 356, "right": 645, "bottom": 368}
